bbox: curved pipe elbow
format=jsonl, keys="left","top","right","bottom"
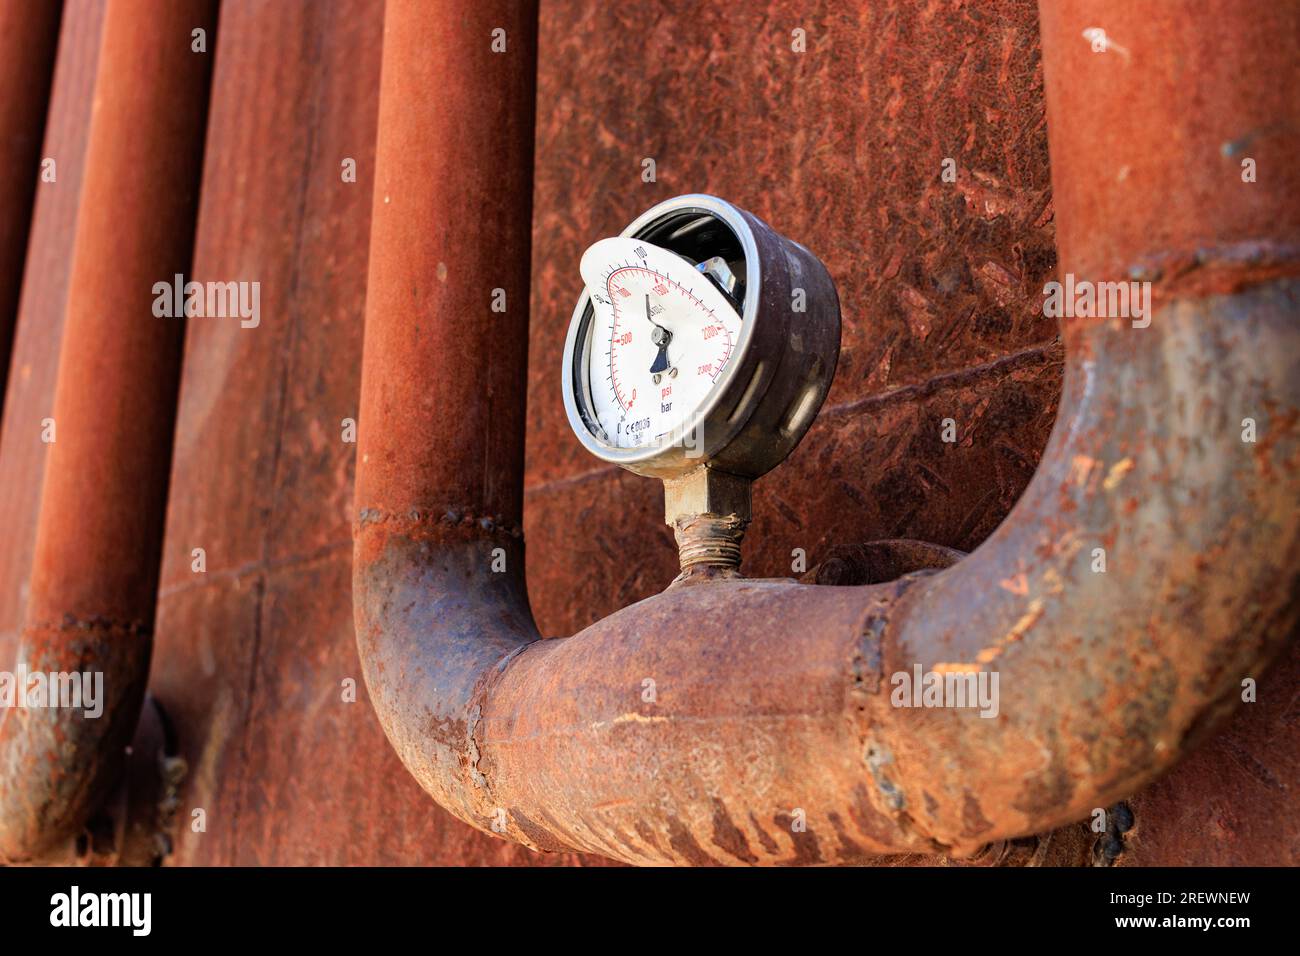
{"left": 872, "top": 282, "right": 1300, "bottom": 852}
{"left": 355, "top": 281, "right": 1299, "bottom": 864}
{"left": 0, "top": 622, "right": 150, "bottom": 863}
{"left": 354, "top": 522, "right": 538, "bottom": 828}
{"left": 353, "top": 0, "right": 1300, "bottom": 864}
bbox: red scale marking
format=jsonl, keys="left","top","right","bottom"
{"left": 604, "top": 265, "right": 736, "bottom": 411}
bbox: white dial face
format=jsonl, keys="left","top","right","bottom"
{"left": 579, "top": 237, "right": 742, "bottom": 450}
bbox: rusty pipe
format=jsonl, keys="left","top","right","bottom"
{"left": 354, "top": 0, "right": 1299, "bottom": 863}
{"left": 0, "top": 0, "right": 216, "bottom": 863}
{"left": 0, "top": 0, "right": 63, "bottom": 401}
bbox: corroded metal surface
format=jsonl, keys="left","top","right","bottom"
{"left": 516, "top": 0, "right": 1299, "bottom": 866}
{"left": 1, "top": 0, "right": 1292, "bottom": 867}
{"left": 525, "top": 348, "right": 1064, "bottom": 634}
{"left": 355, "top": 0, "right": 1299, "bottom": 864}
{"left": 1039, "top": 0, "right": 1300, "bottom": 286}
{"left": 529, "top": 0, "right": 1059, "bottom": 482}
{"left": 802, "top": 539, "right": 965, "bottom": 586}
{"left": 526, "top": 0, "right": 1061, "bottom": 637}
{"left": 357, "top": 0, "right": 535, "bottom": 523}
{"left": 1035, "top": 0, "right": 1300, "bottom": 868}
{"left": 353, "top": 0, "right": 542, "bottom": 835}
{"left": 1120, "top": 642, "right": 1300, "bottom": 866}
{"left": 868, "top": 282, "right": 1298, "bottom": 857}
{"left": 361, "top": 284, "right": 1300, "bottom": 866}
{"left": 0, "top": 0, "right": 216, "bottom": 862}
{"left": 130, "top": 0, "right": 1069, "bottom": 869}
{"left": 150, "top": 0, "right": 392, "bottom": 867}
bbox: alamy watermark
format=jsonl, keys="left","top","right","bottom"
{"left": 891, "top": 664, "right": 999, "bottom": 718}
{"left": 152, "top": 274, "right": 260, "bottom": 328}
{"left": 1043, "top": 273, "right": 1152, "bottom": 328}
{"left": 0, "top": 665, "right": 103, "bottom": 718}
{"left": 50, "top": 886, "right": 150, "bottom": 936}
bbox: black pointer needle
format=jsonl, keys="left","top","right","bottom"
{"left": 646, "top": 295, "right": 672, "bottom": 375}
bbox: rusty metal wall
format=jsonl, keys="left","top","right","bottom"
{"left": 525, "top": 0, "right": 1061, "bottom": 634}
{"left": 0, "top": 0, "right": 1293, "bottom": 865}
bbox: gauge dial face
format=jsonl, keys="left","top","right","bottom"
{"left": 579, "top": 237, "right": 742, "bottom": 450}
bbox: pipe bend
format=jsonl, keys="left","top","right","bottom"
{"left": 355, "top": 280, "right": 1300, "bottom": 864}
{"left": 876, "top": 280, "right": 1300, "bottom": 852}
{"left": 354, "top": 0, "right": 1300, "bottom": 864}
{"left": 0, "top": 621, "right": 152, "bottom": 863}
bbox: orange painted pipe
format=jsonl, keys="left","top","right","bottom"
{"left": 0, "top": 0, "right": 216, "bottom": 863}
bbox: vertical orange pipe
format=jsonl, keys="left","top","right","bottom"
{"left": 357, "top": 0, "right": 537, "bottom": 527}
{"left": 0, "top": 0, "right": 217, "bottom": 863}
{"left": 0, "top": 0, "right": 63, "bottom": 398}
{"left": 1038, "top": 0, "right": 1300, "bottom": 287}
{"left": 354, "top": 0, "right": 539, "bottom": 832}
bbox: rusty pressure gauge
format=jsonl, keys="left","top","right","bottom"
{"left": 562, "top": 195, "right": 840, "bottom": 577}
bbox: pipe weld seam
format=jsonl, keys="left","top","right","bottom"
{"left": 355, "top": 506, "right": 524, "bottom": 540}
{"left": 850, "top": 572, "right": 954, "bottom": 853}
{"left": 23, "top": 616, "right": 151, "bottom": 637}
{"left": 463, "top": 640, "right": 542, "bottom": 825}
{"left": 1105, "top": 240, "right": 1300, "bottom": 301}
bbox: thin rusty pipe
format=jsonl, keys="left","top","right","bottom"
{"left": 0, "top": 0, "right": 216, "bottom": 863}
{"left": 0, "top": 0, "right": 63, "bottom": 401}
{"left": 354, "top": 0, "right": 1299, "bottom": 863}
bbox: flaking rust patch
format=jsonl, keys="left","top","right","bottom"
{"left": 999, "top": 573, "right": 1029, "bottom": 595}
{"left": 465, "top": 702, "right": 488, "bottom": 790}
{"left": 590, "top": 712, "right": 670, "bottom": 731}
{"left": 1070, "top": 454, "right": 1097, "bottom": 487}
{"left": 1041, "top": 566, "right": 1066, "bottom": 595}
{"left": 851, "top": 609, "right": 887, "bottom": 698}
{"left": 865, "top": 743, "right": 906, "bottom": 812}
{"left": 612, "top": 712, "right": 668, "bottom": 725}
{"left": 984, "top": 597, "right": 1044, "bottom": 661}
{"left": 938, "top": 597, "right": 1045, "bottom": 670}
{"left": 1103, "top": 457, "right": 1135, "bottom": 491}
{"left": 932, "top": 662, "right": 982, "bottom": 674}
